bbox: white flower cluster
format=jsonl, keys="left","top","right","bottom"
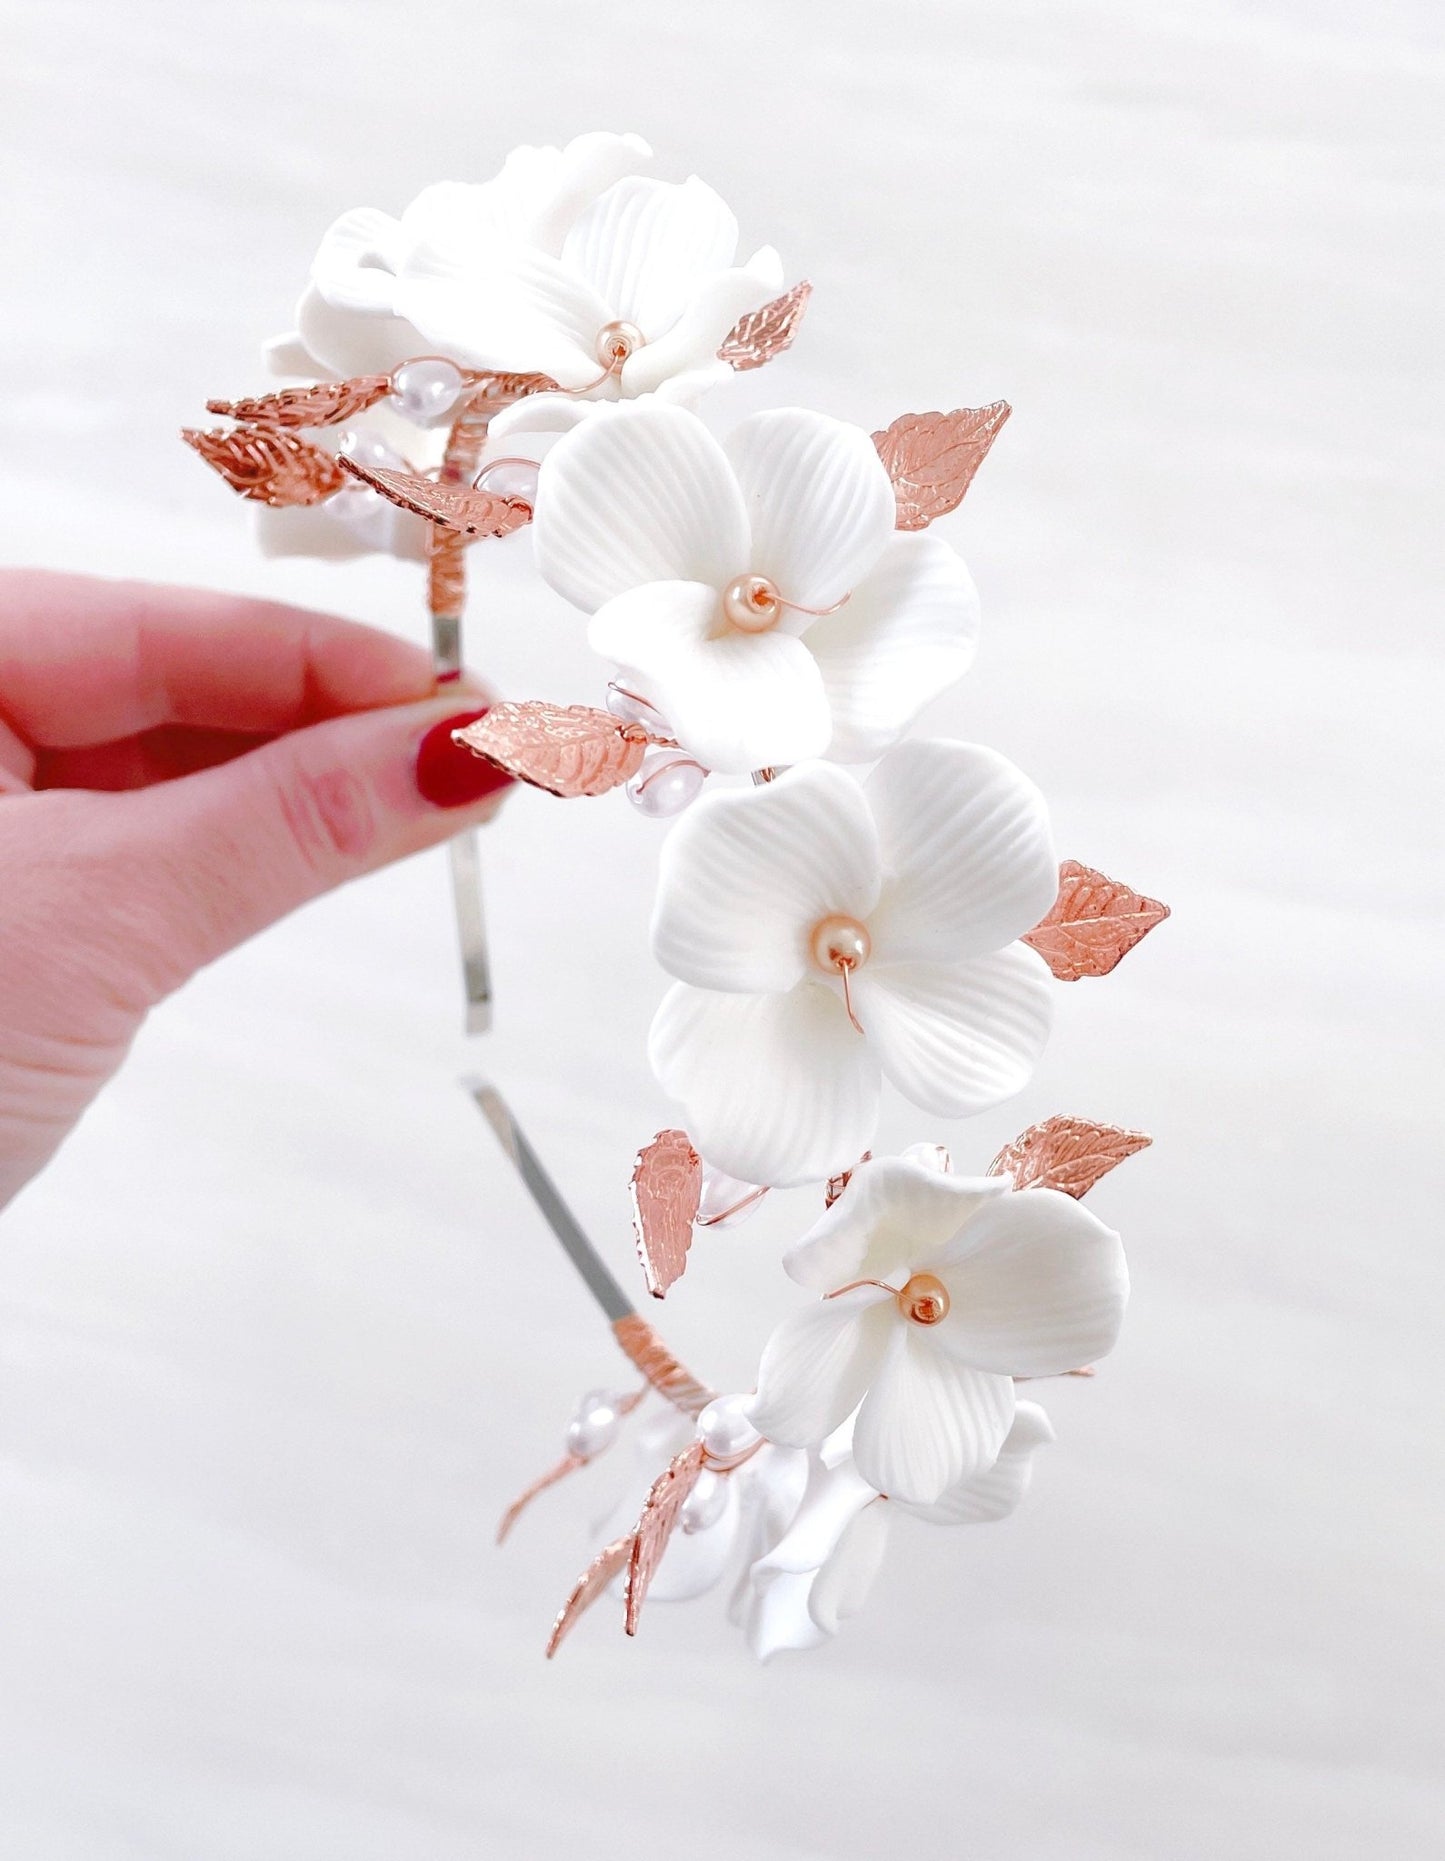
{"left": 248, "top": 132, "right": 1136, "bottom": 1660}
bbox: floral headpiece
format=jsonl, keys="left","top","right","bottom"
{"left": 185, "top": 132, "right": 1169, "bottom": 1662}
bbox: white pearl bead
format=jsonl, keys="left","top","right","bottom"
{"left": 336, "top": 428, "right": 405, "bottom": 473}
{"left": 606, "top": 684, "right": 672, "bottom": 736}
{"left": 564, "top": 1387, "right": 622, "bottom": 1461}
{"left": 679, "top": 1468, "right": 728, "bottom": 1535}
{"left": 329, "top": 430, "right": 407, "bottom": 538}
{"left": 698, "top": 1393, "right": 760, "bottom": 1463}
{"left": 595, "top": 319, "right": 644, "bottom": 368}
{"left": 809, "top": 913, "right": 872, "bottom": 974}
{"left": 697, "top": 1163, "right": 765, "bottom": 1228}
{"left": 389, "top": 356, "right": 465, "bottom": 425}
{"left": 626, "top": 747, "right": 707, "bottom": 818}
{"left": 722, "top": 573, "right": 781, "bottom": 632}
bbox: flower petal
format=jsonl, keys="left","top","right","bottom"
{"left": 754, "top": 1454, "right": 879, "bottom": 1575}
{"left": 807, "top": 1501, "right": 891, "bottom": 1634}
{"left": 309, "top": 207, "right": 407, "bottom": 314}
{"left": 590, "top": 582, "right": 832, "bottom": 775}
{"left": 533, "top": 403, "right": 748, "bottom": 612}
{"left": 748, "top": 1291, "right": 893, "bottom": 1447}
{"left": 854, "top": 944, "right": 1053, "bottom": 1118}
{"left": 294, "top": 283, "right": 425, "bottom": 379}
{"left": 934, "top": 1188, "right": 1128, "bottom": 1377}
{"left": 562, "top": 175, "right": 738, "bottom": 337}
{"left": 402, "top": 132, "right": 653, "bottom": 255}
{"left": 900, "top": 1400, "right": 1054, "bottom": 1526}
{"left": 650, "top": 761, "right": 882, "bottom": 991}
{"left": 648, "top": 981, "right": 881, "bottom": 1186}
{"left": 620, "top": 246, "right": 786, "bottom": 396}
{"left": 852, "top": 1330, "right": 1016, "bottom": 1504}
{"left": 747, "top": 1570, "right": 827, "bottom": 1661}
{"left": 865, "top": 739, "right": 1059, "bottom": 963}
{"left": 393, "top": 244, "right": 610, "bottom": 382}
{"left": 806, "top": 534, "right": 980, "bottom": 763}
{"left": 783, "top": 1154, "right": 1012, "bottom": 1293}
{"left": 725, "top": 408, "right": 897, "bottom": 611}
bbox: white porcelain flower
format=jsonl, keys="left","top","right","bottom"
{"left": 531, "top": 403, "right": 980, "bottom": 773}
{"left": 647, "top": 745, "right": 1058, "bottom": 1187}
{"left": 738, "top": 1400, "right": 1054, "bottom": 1658}
{"left": 747, "top": 1152, "right": 1128, "bottom": 1504}
{"left": 291, "top": 130, "right": 782, "bottom": 409}
{"left": 734, "top": 1433, "right": 886, "bottom": 1660}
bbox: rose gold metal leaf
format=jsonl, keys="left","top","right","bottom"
{"left": 204, "top": 375, "right": 392, "bottom": 429}
{"left": 717, "top": 280, "right": 812, "bottom": 371}
{"left": 630, "top": 1130, "right": 702, "bottom": 1299}
{"left": 334, "top": 456, "right": 532, "bottom": 538}
{"left": 988, "top": 1115, "right": 1152, "bottom": 1199}
{"left": 496, "top": 1452, "right": 586, "bottom": 1546}
{"left": 454, "top": 701, "right": 649, "bottom": 799}
{"left": 611, "top": 1315, "right": 716, "bottom": 1418}
{"left": 871, "top": 403, "right": 1012, "bottom": 530}
{"left": 545, "top": 1533, "right": 635, "bottom": 1659}
{"left": 1022, "top": 859, "right": 1171, "bottom": 981}
{"left": 624, "top": 1440, "right": 707, "bottom": 1635}
{"left": 181, "top": 425, "right": 346, "bottom": 506}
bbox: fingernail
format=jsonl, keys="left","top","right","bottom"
{"left": 415, "top": 708, "right": 514, "bottom": 808}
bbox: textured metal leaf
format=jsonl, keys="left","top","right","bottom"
{"left": 871, "top": 403, "right": 1012, "bottom": 530}
{"left": 205, "top": 375, "right": 392, "bottom": 428}
{"left": 545, "top": 1533, "right": 635, "bottom": 1659}
{"left": 335, "top": 457, "right": 533, "bottom": 538}
{"left": 988, "top": 1116, "right": 1152, "bottom": 1198}
{"left": 181, "top": 425, "right": 346, "bottom": 506}
{"left": 630, "top": 1130, "right": 702, "bottom": 1299}
{"left": 1022, "top": 859, "right": 1171, "bottom": 980}
{"left": 453, "top": 702, "right": 649, "bottom": 798}
{"left": 624, "top": 1440, "right": 707, "bottom": 1635}
{"left": 717, "top": 280, "right": 812, "bottom": 370}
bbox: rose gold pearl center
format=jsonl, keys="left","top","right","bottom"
{"left": 596, "top": 319, "right": 643, "bottom": 368}
{"left": 897, "top": 1272, "right": 951, "bottom": 1326}
{"left": 809, "top": 913, "right": 872, "bottom": 975}
{"left": 722, "top": 573, "right": 782, "bottom": 633}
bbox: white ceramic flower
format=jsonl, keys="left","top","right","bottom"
{"left": 291, "top": 130, "right": 782, "bottom": 410}
{"left": 738, "top": 1399, "right": 1053, "bottom": 1658}
{"left": 531, "top": 402, "right": 980, "bottom": 773}
{"left": 647, "top": 745, "right": 1058, "bottom": 1187}
{"left": 747, "top": 1152, "right": 1128, "bottom": 1504}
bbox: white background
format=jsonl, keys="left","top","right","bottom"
{"left": 1, "top": 3, "right": 1441, "bottom": 1855}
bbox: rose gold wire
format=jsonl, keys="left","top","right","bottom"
{"left": 777, "top": 590, "right": 851, "bottom": 619}
{"left": 824, "top": 1277, "right": 901, "bottom": 1301}
{"left": 611, "top": 1314, "right": 716, "bottom": 1418}
{"left": 836, "top": 957, "right": 865, "bottom": 1035}
{"left": 471, "top": 455, "right": 541, "bottom": 494}
{"left": 693, "top": 1184, "right": 770, "bottom": 1228}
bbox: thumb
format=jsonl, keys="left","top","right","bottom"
{"left": 94, "top": 696, "right": 512, "bottom": 995}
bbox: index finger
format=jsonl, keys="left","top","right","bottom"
{"left": 0, "top": 570, "right": 437, "bottom": 748}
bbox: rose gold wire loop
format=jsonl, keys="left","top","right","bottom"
{"left": 471, "top": 454, "right": 542, "bottom": 492}
{"left": 694, "top": 1184, "right": 770, "bottom": 1228}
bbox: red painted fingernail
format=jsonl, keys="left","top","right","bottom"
{"left": 415, "top": 708, "right": 514, "bottom": 808}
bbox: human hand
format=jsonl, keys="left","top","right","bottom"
{"left": 0, "top": 570, "right": 511, "bottom": 1209}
